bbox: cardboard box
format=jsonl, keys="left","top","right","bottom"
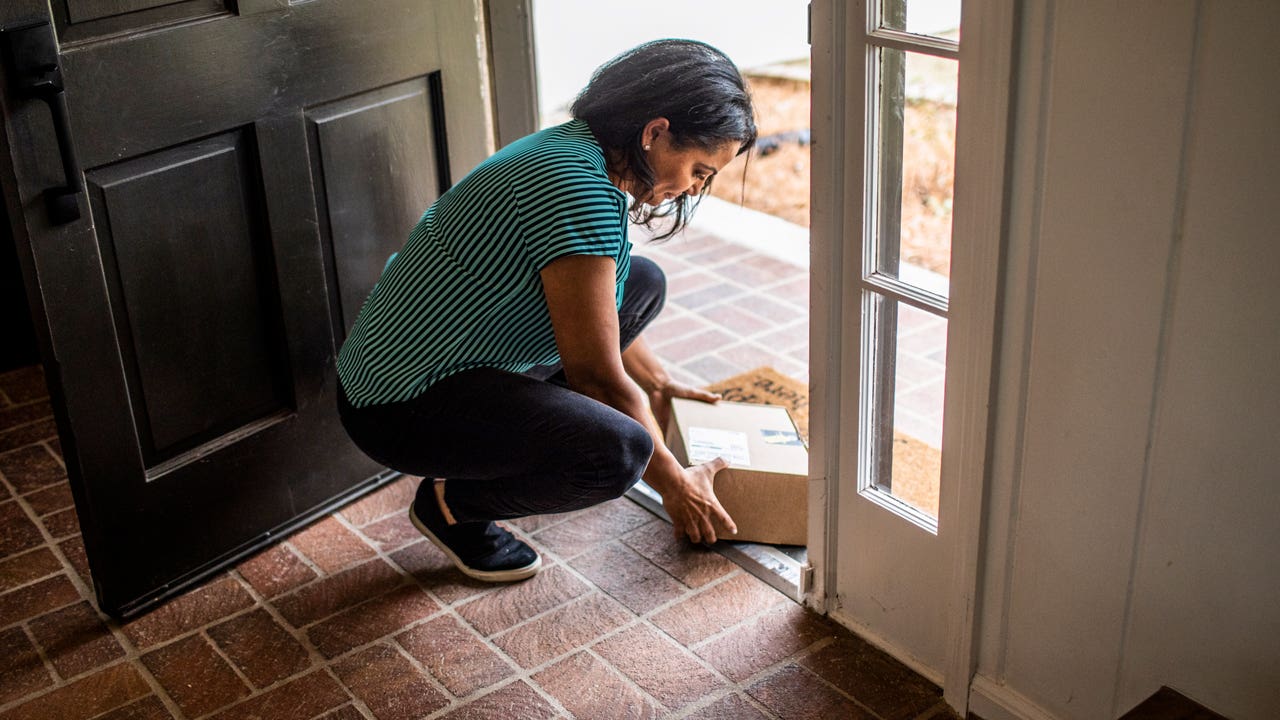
{"left": 665, "top": 397, "right": 808, "bottom": 546}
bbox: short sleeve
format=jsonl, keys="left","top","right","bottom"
{"left": 514, "top": 160, "right": 626, "bottom": 270}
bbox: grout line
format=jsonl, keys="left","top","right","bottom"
{"left": 774, "top": 655, "right": 888, "bottom": 720}
{"left": 683, "top": 599, "right": 792, "bottom": 654}
{"left": 221, "top": 567, "right": 372, "bottom": 719}
{"left": 280, "top": 537, "right": 328, "bottom": 580}
{"left": 317, "top": 666, "right": 375, "bottom": 720}
{"left": 3, "top": 478, "right": 90, "bottom": 623}
{"left": 484, "top": 610, "right": 659, "bottom": 710}
{"left": 384, "top": 633, "right": 461, "bottom": 706}
{"left": 732, "top": 634, "right": 838, "bottom": 691}
{"left": 330, "top": 501, "right": 574, "bottom": 718}
{"left": 196, "top": 626, "right": 259, "bottom": 709}
{"left": 327, "top": 503, "right": 552, "bottom": 711}
{"left": 0, "top": 550, "right": 68, "bottom": 598}
{"left": 483, "top": 585, "right": 615, "bottom": 645}
{"left": 585, "top": 598, "right": 838, "bottom": 720}
{"left": 395, "top": 504, "right": 770, "bottom": 710}
{"left": 0, "top": 417, "right": 59, "bottom": 452}
{"left": 913, "top": 698, "right": 958, "bottom": 720}
{"left": 8, "top": 622, "right": 58, "bottom": 707}
{"left": 599, "top": 618, "right": 767, "bottom": 718}
{"left": 0, "top": 396, "right": 56, "bottom": 420}
{"left": 668, "top": 689, "right": 782, "bottom": 720}
{"left": 332, "top": 702, "right": 375, "bottom": 720}
{"left": 128, "top": 604, "right": 250, "bottom": 717}
{"left": 415, "top": 608, "right": 571, "bottom": 719}
{"left": 0, "top": 481, "right": 189, "bottom": 719}
{"left": 418, "top": 677, "right": 568, "bottom": 720}
{"left": 583, "top": 645, "right": 671, "bottom": 714}
{"left": 0, "top": 443, "right": 62, "bottom": 498}
{"left": 541, "top": 524, "right": 832, "bottom": 714}
{"left": 403, "top": 588, "right": 574, "bottom": 715}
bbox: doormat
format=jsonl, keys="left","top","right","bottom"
{"left": 705, "top": 366, "right": 811, "bottom": 439}
{"left": 705, "top": 367, "right": 940, "bottom": 518}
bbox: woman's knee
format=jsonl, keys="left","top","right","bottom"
{"left": 626, "top": 256, "right": 667, "bottom": 317}
{"left": 618, "top": 417, "right": 655, "bottom": 484}
{"left": 619, "top": 257, "right": 667, "bottom": 348}
{"left": 588, "top": 417, "right": 654, "bottom": 501}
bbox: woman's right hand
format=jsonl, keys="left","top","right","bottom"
{"left": 661, "top": 457, "right": 737, "bottom": 544}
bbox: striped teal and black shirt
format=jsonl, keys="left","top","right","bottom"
{"left": 336, "top": 119, "right": 632, "bottom": 408}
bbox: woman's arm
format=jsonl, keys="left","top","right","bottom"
{"left": 541, "top": 254, "right": 736, "bottom": 543}
{"left": 621, "top": 336, "right": 722, "bottom": 432}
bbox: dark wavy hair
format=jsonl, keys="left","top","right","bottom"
{"left": 571, "top": 39, "right": 757, "bottom": 241}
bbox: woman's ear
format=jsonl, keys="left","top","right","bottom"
{"left": 641, "top": 118, "right": 671, "bottom": 148}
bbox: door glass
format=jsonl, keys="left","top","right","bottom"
{"left": 888, "top": 301, "right": 946, "bottom": 518}
{"left": 879, "top": 0, "right": 962, "bottom": 41}
{"left": 860, "top": 7, "right": 958, "bottom": 532}
{"left": 872, "top": 47, "right": 957, "bottom": 296}
{"left": 861, "top": 293, "right": 946, "bottom": 524}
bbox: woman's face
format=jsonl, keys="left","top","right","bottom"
{"left": 635, "top": 118, "right": 740, "bottom": 205}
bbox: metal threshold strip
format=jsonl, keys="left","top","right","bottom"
{"left": 626, "top": 481, "right": 806, "bottom": 602}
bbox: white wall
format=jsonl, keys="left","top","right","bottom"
{"left": 531, "top": 0, "right": 810, "bottom": 123}
{"left": 974, "top": 2, "right": 1280, "bottom": 719}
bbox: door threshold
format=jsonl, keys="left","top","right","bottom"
{"left": 625, "top": 481, "right": 806, "bottom": 602}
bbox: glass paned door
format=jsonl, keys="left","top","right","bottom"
{"left": 858, "top": 0, "right": 959, "bottom": 531}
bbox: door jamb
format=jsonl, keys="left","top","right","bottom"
{"left": 437, "top": 0, "right": 499, "bottom": 177}
{"left": 483, "top": 0, "right": 539, "bottom": 146}
{"left": 939, "top": 0, "right": 1016, "bottom": 712}
{"left": 805, "top": 0, "right": 845, "bottom": 617}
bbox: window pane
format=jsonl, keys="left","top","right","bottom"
{"left": 888, "top": 301, "right": 946, "bottom": 518}
{"left": 879, "top": 0, "right": 962, "bottom": 41}
{"left": 863, "top": 292, "right": 947, "bottom": 521}
{"left": 872, "top": 48, "right": 957, "bottom": 296}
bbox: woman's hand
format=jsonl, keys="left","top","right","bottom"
{"left": 620, "top": 336, "right": 719, "bottom": 431}
{"left": 661, "top": 457, "right": 737, "bottom": 544}
{"left": 538, "top": 263, "right": 733, "bottom": 544}
{"left": 649, "top": 380, "right": 721, "bottom": 432}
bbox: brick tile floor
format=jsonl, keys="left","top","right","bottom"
{"left": 0, "top": 226, "right": 960, "bottom": 719}
{"left": 629, "top": 229, "right": 810, "bottom": 388}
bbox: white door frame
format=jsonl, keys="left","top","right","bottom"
{"left": 804, "top": 0, "right": 847, "bottom": 620}
{"left": 807, "top": 0, "right": 1016, "bottom": 712}
{"left": 438, "top": 0, "right": 500, "bottom": 173}
{"left": 937, "top": 0, "right": 1016, "bottom": 710}
{"left": 483, "top": 0, "right": 541, "bottom": 146}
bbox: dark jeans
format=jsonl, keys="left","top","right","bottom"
{"left": 337, "top": 256, "right": 666, "bottom": 523}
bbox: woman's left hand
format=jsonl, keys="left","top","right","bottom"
{"left": 649, "top": 380, "right": 721, "bottom": 432}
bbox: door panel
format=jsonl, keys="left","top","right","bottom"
{"left": 54, "top": 0, "right": 228, "bottom": 45}
{"left": 307, "top": 77, "right": 442, "bottom": 336}
{"left": 1, "top": 0, "right": 490, "bottom": 617}
{"left": 67, "top": 0, "right": 204, "bottom": 25}
{"left": 87, "top": 129, "right": 293, "bottom": 465}
{"left": 60, "top": 3, "right": 443, "bottom": 169}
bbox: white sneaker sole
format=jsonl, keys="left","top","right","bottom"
{"left": 409, "top": 506, "right": 542, "bottom": 583}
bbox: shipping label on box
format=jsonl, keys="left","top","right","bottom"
{"left": 665, "top": 398, "right": 808, "bottom": 546}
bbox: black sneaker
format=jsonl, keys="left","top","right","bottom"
{"left": 409, "top": 486, "right": 541, "bottom": 582}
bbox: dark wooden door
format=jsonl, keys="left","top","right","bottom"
{"left": 0, "top": 0, "right": 471, "bottom": 617}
